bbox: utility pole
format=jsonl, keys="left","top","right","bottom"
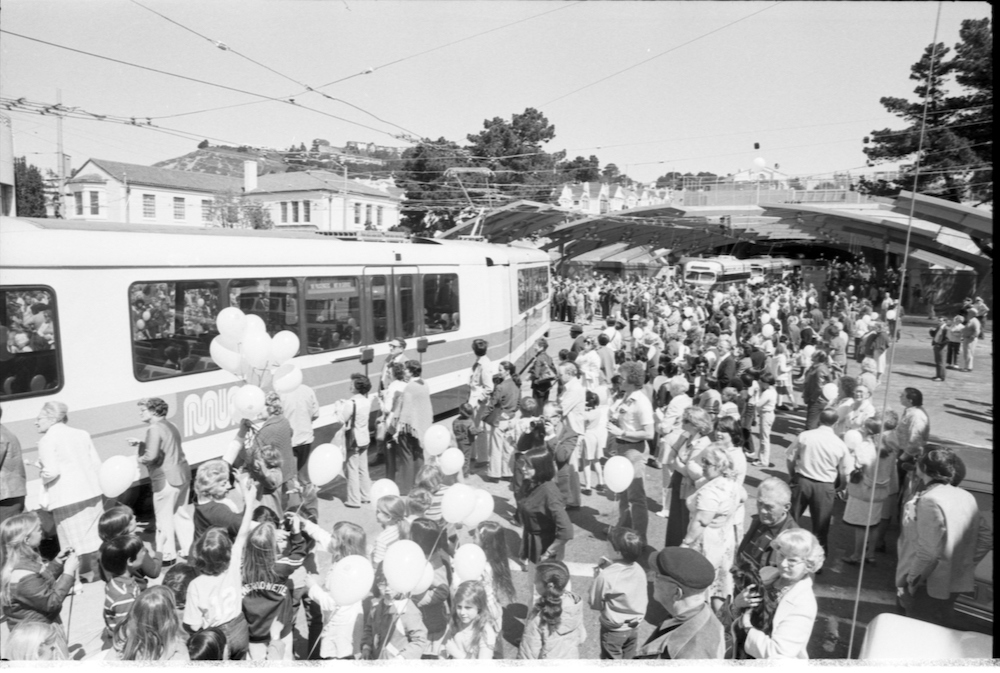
{"left": 56, "top": 89, "right": 66, "bottom": 218}
{"left": 124, "top": 171, "right": 130, "bottom": 224}
{"left": 342, "top": 162, "right": 348, "bottom": 231}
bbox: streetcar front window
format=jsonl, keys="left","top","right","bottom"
{"left": 423, "top": 274, "right": 460, "bottom": 334}
{"left": 129, "top": 281, "right": 221, "bottom": 381}
{"left": 0, "top": 287, "right": 62, "bottom": 399}
{"left": 684, "top": 271, "right": 716, "bottom": 284}
{"left": 305, "top": 277, "right": 361, "bottom": 353}
{"left": 518, "top": 267, "right": 549, "bottom": 313}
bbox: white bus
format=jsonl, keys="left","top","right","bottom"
{"left": 680, "top": 255, "right": 752, "bottom": 289}
{"left": 0, "top": 217, "right": 551, "bottom": 509}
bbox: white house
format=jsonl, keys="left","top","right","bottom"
{"left": 730, "top": 166, "right": 791, "bottom": 189}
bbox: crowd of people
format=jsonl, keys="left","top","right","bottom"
{"left": 0, "top": 265, "right": 992, "bottom": 661}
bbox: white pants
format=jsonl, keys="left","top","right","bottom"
{"left": 152, "top": 479, "right": 190, "bottom": 562}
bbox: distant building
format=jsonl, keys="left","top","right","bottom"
{"left": 551, "top": 181, "right": 670, "bottom": 214}
{"left": 730, "top": 166, "right": 791, "bottom": 189}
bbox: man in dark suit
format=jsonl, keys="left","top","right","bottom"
{"left": 130, "top": 397, "right": 190, "bottom": 565}
{"left": 714, "top": 343, "right": 738, "bottom": 390}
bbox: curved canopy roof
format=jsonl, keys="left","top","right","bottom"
{"left": 450, "top": 191, "right": 992, "bottom": 273}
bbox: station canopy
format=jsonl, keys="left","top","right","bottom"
{"left": 442, "top": 190, "right": 992, "bottom": 274}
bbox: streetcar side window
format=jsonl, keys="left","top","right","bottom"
{"left": 304, "top": 277, "right": 361, "bottom": 353}
{"left": 371, "top": 276, "right": 389, "bottom": 343}
{"left": 229, "top": 278, "right": 301, "bottom": 337}
{"left": 130, "top": 281, "right": 221, "bottom": 381}
{"left": 517, "top": 266, "right": 548, "bottom": 313}
{"left": 398, "top": 275, "right": 417, "bottom": 339}
{"left": 0, "top": 287, "right": 62, "bottom": 400}
{"left": 423, "top": 274, "right": 460, "bottom": 334}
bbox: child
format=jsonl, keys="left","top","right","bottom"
{"left": 414, "top": 464, "right": 445, "bottom": 522}
{"left": 719, "top": 387, "right": 741, "bottom": 423}
{"left": 301, "top": 520, "right": 367, "bottom": 660}
{"left": 108, "top": 585, "right": 189, "bottom": 661}
{"left": 97, "top": 505, "right": 162, "bottom": 587}
{"left": 370, "top": 495, "right": 409, "bottom": 566}
{"left": 465, "top": 520, "right": 516, "bottom": 656}
{"left": 440, "top": 581, "right": 496, "bottom": 659}
{"left": 588, "top": 526, "right": 648, "bottom": 659}
{"left": 410, "top": 517, "right": 452, "bottom": 655}
{"left": 361, "top": 568, "right": 429, "bottom": 659}
{"left": 241, "top": 515, "right": 307, "bottom": 660}
{"left": 187, "top": 627, "right": 227, "bottom": 660}
{"left": 451, "top": 403, "right": 479, "bottom": 478}
{"left": 193, "top": 459, "right": 243, "bottom": 542}
{"left": 162, "top": 562, "right": 198, "bottom": 625}
{"left": 580, "top": 390, "right": 607, "bottom": 493}
{"left": 3, "top": 621, "right": 69, "bottom": 661}
{"left": 101, "top": 533, "right": 144, "bottom": 646}
{"left": 405, "top": 487, "right": 433, "bottom": 522}
{"left": 0, "top": 511, "right": 77, "bottom": 631}
{"left": 183, "top": 478, "right": 258, "bottom": 660}
{"left": 518, "top": 560, "right": 586, "bottom": 659}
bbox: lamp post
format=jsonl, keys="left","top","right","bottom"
{"left": 329, "top": 160, "right": 349, "bottom": 230}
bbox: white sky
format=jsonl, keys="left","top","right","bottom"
{"left": 1, "top": 1, "right": 990, "bottom": 184}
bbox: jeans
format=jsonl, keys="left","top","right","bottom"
{"left": 898, "top": 585, "right": 959, "bottom": 628}
{"left": 600, "top": 626, "right": 638, "bottom": 659}
{"left": 946, "top": 342, "right": 960, "bottom": 365}
{"left": 346, "top": 445, "right": 372, "bottom": 506}
{"left": 805, "top": 398, "right": 826, "bottom": 430}
{"left": 617, "top": 476, "right": 649, "bottom": 543}
{"left": 152, "top": 479, "right": 190, "bottom": 562}
{"left": 932, "top": 344, "right": 946, "bottom": 380}
{"left": 293, "top": 442, "right": 313, "bottom": 483}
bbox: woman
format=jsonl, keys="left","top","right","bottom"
{"left": 468, "top": 339, "right": 493, "bottom": 460}
{"left": 829, "top": 376, "right": 858, "bottom": 438}
{"left": 866, "top": 322, "right": 891, "bottom": 383}
{"left": 516, "top": 447, "right": 574, "bottom": 565}
{"left": 680, "top": 443, "right": 740, "bottom": 612}
{"left": 34, "top": 401, "right": 103, "bottom": 572}
{"left": 732, "top": 529, "right": 823, "bottom": 659}
{"left": 391, "top": 360, "right": 434, "bottom": 496}
{"left": 839, "top": 384, "right": 875, "bottom": 438}
{"left": 773, "top": 342, "right": 795, "bottom": 411}
{"left": 234, "top": 393, "right": 295, "bottom": 515}
{"left": 841, "top": 416, "right": 893, "bottom": 565}
{"left": 340, "top": 374, "right": 374, "bottom": 508}
{"left": 895, "top": 448, "right": 993, "bottom": 628}
{"left": 382, "top": 361, "right": 410, "bottom": 484}
{"left": 857, "top": 359, "right": 879, "bottom": 399}
{"left": 752, "top": 372, "right": 777, "bottom": 468}
{"left": 528, "top": 337, "right": 557, "bottom": 409}
{"left": 483, "top": 361, "right": 520, "bottom": 482}
{"left": 945, "top": 315, "right": 964, "bottom": 368}
{"left": 108, "top": 586, "right": 189, "bottom": 661}
{"left": 664, "top": 406, "right": 714, "bottom": 547}
{"left": 576, "top": 336, "right": 602, "bottom": 393}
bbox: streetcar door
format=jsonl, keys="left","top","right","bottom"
{"left": 362, "top": 267, "right": 418, "bottom": 345}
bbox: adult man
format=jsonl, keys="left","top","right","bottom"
{"left": 0, "top": 405, "right": 27, "bottom": 522}
{"left": 732, "top": 478, "right": 799, "bottom": 592}
{"left": 280, "top": 382, "right": 320, "bottom": 482}
{"left": 569, "top": 324, "right": 586, "bottom": 354}
{"left": 887, "top": 387, "right": 931, "bottom": 504}
{"left": 786, "top": 409, "right": 850, "bottom": 553}
{"left": 483, "top": 363, "right": 519, "bottom": 481}
{"left": 802, "top": 351, "right": 832, "bottom": 430}
{"left": 960, "top": 308, "right": 981, "bottom": 372}
{"left": 601, "top": 317, "right": 622, "bottom": 352}
{"left": 391, "top": 360, "right": 433, "bottom": 495}
{"left": 930, "top": 317, "right": 948, "bottom": 382}
{"left": 637, "top": 547, "right": 725, "bottom": 659}
{"left": 595, "top": 333, "right": 616, "bottom": 386}
{"left": 554, "top": 363, "right": 586, "bottom": 507}
{"left": 379, "top": 337, "right": 408, "bottom": 393}
{"left": 714, "top": 342, "right": 738, "bottom": 390}
{"left": 129, "top": 397, "right": 191, "bottom": 565}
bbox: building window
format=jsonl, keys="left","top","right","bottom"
{"left": 376, "top": 206, "right": 383, "bottom": 228}
{"left": 353, "top": 203, "right": 361, "bottom": 225}
{"left": 280, "top": 202, "right": 288, "bottom": 223}
{"left": 302, "top": 200, "right": 310, "bottom": 223}
{"left": 143, "top": 194, "right": 155, "bottom": 218}
{"left": 365, "top": 204, "right": 372, "bottom": 226}
{"left": 202, "top": 199, "right": 212, "bottom": 222}
{"left": 89, "top": 191, "right": 99, "bottom": 215}
{"left": 173, "top": 197, "right": 185, "bottom": 220}
{"left": 291, "top": 201, "right": 299, "bottom": 223}
{"left": 75, "top": 192, "right": 83, "bottom": 215}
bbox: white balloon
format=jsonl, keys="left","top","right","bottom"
{"left": 217, "top": 307, "right": 248, "bottom": 340}
{"left": 411, "top": 561, "right": 435, "bottom": 596}
{"left": 383, "top": 540, "right": 426, "bottom": 595}
{"left": 99, "top": 455, "right": 137, "bottom": 499}
{"left": 328, "top": 556, "right": 374, "bottom": 606}
{"left": 370, "top": 479, "right": 400, "bottom": 506}
{"left": 453, "top": 543, "right": 487, "bottom": 583}
{"left": 822, "top": 382, "right": 839, "bottom": 401}
{"left": 272, "top": 362, "right": 303, "bottom": 393}
{"left": 681, "top": 319, "right": 691, "bottom": 331}
{"left": 462, "top": 489, "right": 494, "bottom": 528}
{"left": 754, "top": 157, "right": 767, "bottom": 169}
{"left": 269, "top": 331, "right": 300, "bottom": 366}
{"left": 308, "top": 443, "right": 343, "bottom": 485}
{"left": 234, "top": 385, "right": 266, "bottom": 418}
{"left": 441, "top": 484, "right": 476, "bottom": 524}
{"left": 210, "top": 336, "right": 242, "bottom": 375}
{"left": 604, "top": 455, "right": 635, "bottom": 494}
{"left": 762, "top": 324, "right": 775, "bottom": 339}
{"left": 423, "top": 425, "right": 451, "bottom": 456}
{"left": 761, "top": 313, "right": 771, "bottom": 324}
{"left": 439, "top": 448, "right": 465, "bottom": 476}
{"left": 245, "top": 313, "right": 267, "bottom": 333}
{"left": 844, "top": 430, "right": 864, "bottom": 451}
{"left": 241, "top": 330, "right": 273, "bottom": 369}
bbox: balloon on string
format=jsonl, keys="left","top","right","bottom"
{"left": 99, "top": 455, "right": 137, "bottom": 498}
{"left": 142, "top": 310, "right": 151, "bottom": 322}
{"left": 196, "top": 297, "right": 205, "bottom": 308}
{"left": 844, "top": 430, "right": 863, "bottom": 451}
{"left": 244, "top": 313, "right": 267, "bottom": 333}
{"left": 272, "top": 363, "right": 303, "bottom": 394}
{"left": 822, "top": 382, "right": 839, "bottom": 401}
{"left": 411, "top": 562, "right": 435, "bottom": 596}
{"left": 328, "top": 555, "right": 375, "bottom": 606}
{"left": 762, "top": 324, "right": 775, "bottom": 339}
{"left": 886, "top": 310, "right": 897, "bottom": 321}
{"left": 441, "top": 484, "right": 476, "bottom": 524}
{"left": 769, "top": 307, "right": 779, "bottom": 320}
{"left": 681, "top": 319, "right": 691, "bottom": 331}
{"left": 216, "top": 307, "right": 248, "bottom": 340}
{"left": 308, "top": 443, "right": 343, "bottom": 485}
{"left": 234, "top": 385, "right": 266, "bottom": 418}
{"left": 603, "top": 455, "right": 635, "bottom": 494}
{"left": 438, "top": 448, "right": 465, "bottom": 476}
{"left": 269, "top": 331, "right": 300, "bottom": 366}
{"left": 383, "top": 540, "right": 426, "bottom": 594}
{"left": 370, "top": 479, "right": 400, "bottom": 506}
{"left": 754, "top": 157, "right": 767, "bottom": 169}
{"left": 210, "top": 336, "right": 243, "bottom": 375}
{"left": 683, "top": 306, "right": 693, "bottom": 318}
{"left": 135, "top": 319, "right": 145, "bottom": 330}
{"left": 453, "top": 543, "right": 487, "bottom": 583}
{"left": 423, "top": 425, "right": 451, "bottom": 457}
{"left": 241, "top": 330, "right": 273, "bottom": 369}
{"left": 761, "top": 313, "right": 771, "bottom": 324}
{"left": 462, "top": 489, "right": 494, "bottom": 528}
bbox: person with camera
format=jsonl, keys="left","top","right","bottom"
{"left": 840, "top": 415, "right": 894, "bottom": 565}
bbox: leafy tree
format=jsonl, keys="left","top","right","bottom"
{"left": 466, "top": 107, "right": 560, "bottom": 201}
{"left": 602, "top": 163, "right": 621, "bottom": 183}
{"left": 861, "top": 18, "right": 992, "bottom": 204}
{"left": 560, "top": 155, "right": 601, "bottom": 183}
{"left": 14, "top": 157, "right": 47, "bottom": 217}
{"left": 208, "top": 189, "right": 274, "bottom": 229}
{"left": 395, "top": 138, "right": 474, "bottom": 234}
{"left": 197, "top": 139, "right": 209, "bottom": 149}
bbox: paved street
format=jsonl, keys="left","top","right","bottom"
{"left": 5, "top": 315, "right": 990, "bottom": 661}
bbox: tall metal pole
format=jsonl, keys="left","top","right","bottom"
{"left": 342, "top": 162, "right": 349, "bottom": 230}
{"left": 124, "top": 171, "right": 130, "bottom": 225}
{"left": 56, "top": 89, "right": 66, "bottom": 218}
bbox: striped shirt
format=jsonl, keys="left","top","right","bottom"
{"left": 103, "top": 575, "right": 141, "bottom": 637}
{"left": 371, "top": 525, "right": 402, "bottom": 566}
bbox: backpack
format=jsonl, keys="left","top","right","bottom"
{"left": 534, "top": 355, "right": 556, "bottom": 382}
